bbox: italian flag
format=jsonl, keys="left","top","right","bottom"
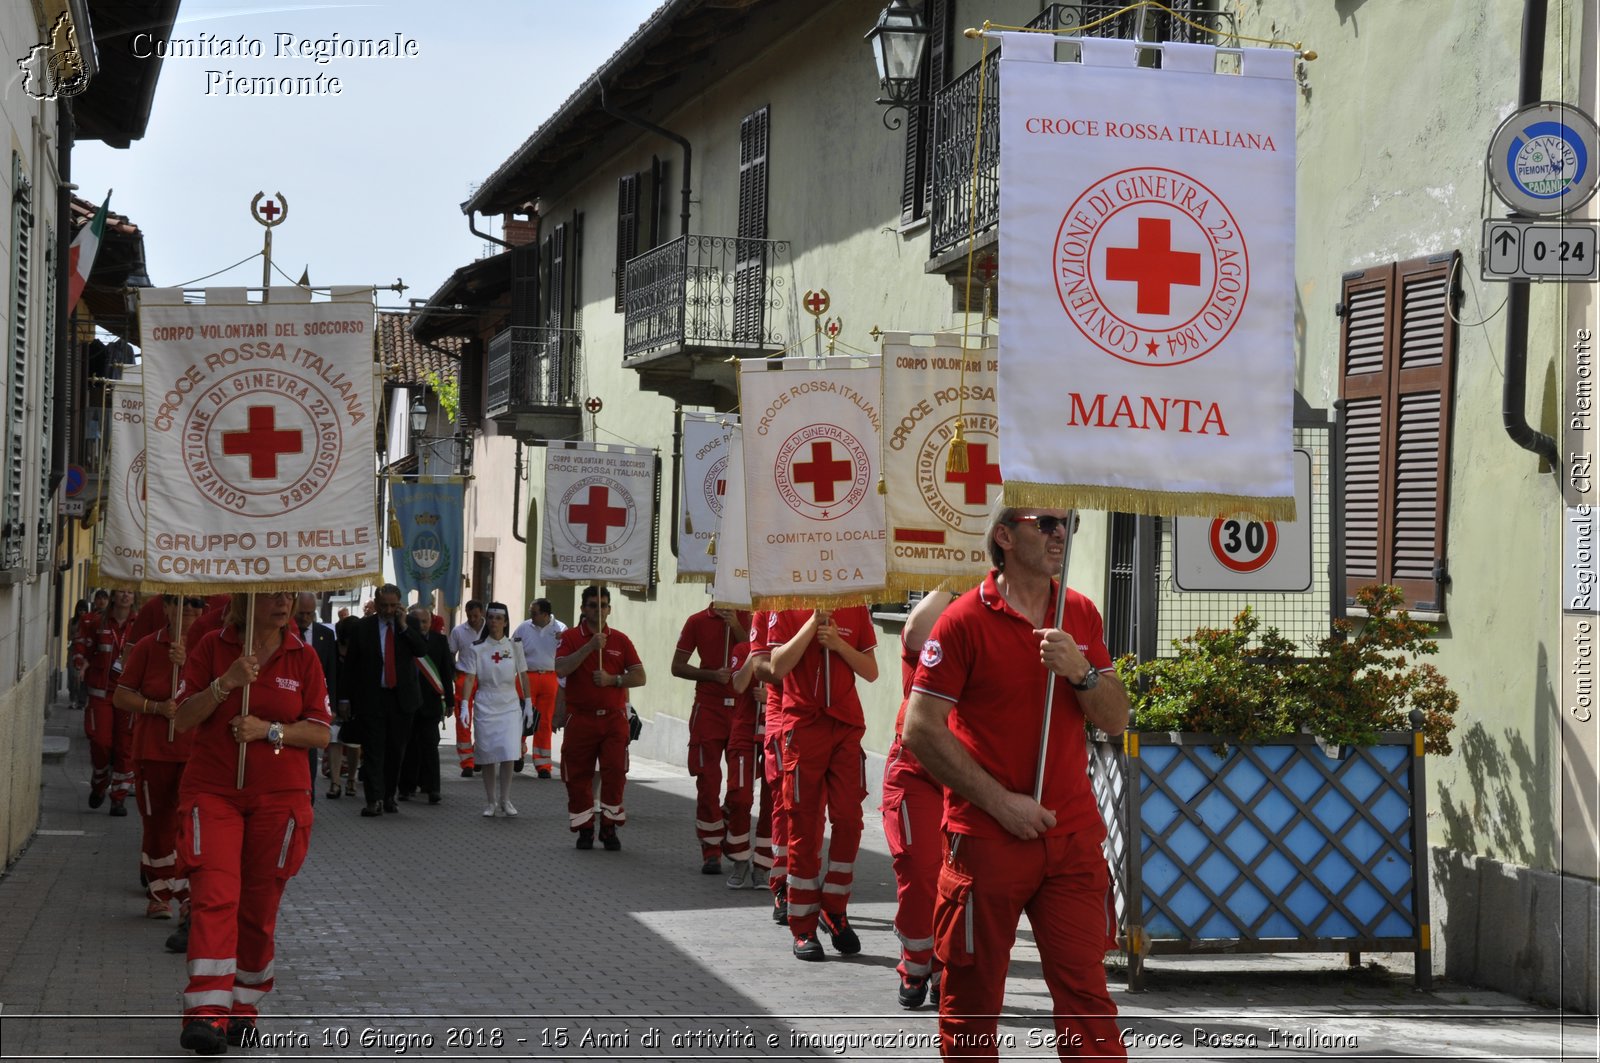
{"left": 67, "top": 191, "right": 110, "bottom": 313}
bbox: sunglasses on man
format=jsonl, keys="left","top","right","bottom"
{"left": 1008, "top": 514, "right": 1079, "bottom": 537}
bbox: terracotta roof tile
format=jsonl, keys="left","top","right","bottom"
{"left": 375, "top": 311, "right": 461, "bottom": 387}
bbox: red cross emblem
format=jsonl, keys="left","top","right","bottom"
{"left": 1104, "top": 216, "right": 1202, "bottom": 316}
{"left": 945, "top": 442, "right": 1002, "bottom": 505}
{"left": 792, "top": 441, "right": 853, "bottom": 505}
{"left": 568, "top": 484, "right": 629, "bottom": 544}
{"left": 490, "top": 650, "right": 509, "bottom": 664}
{"left": 250, "top": 191, "right": 288, "bottom": 228}
{"left": 221, "top": 405, "right": 303, "bottom": 479}
{"left": 260, "top": 199, "right": 280, "bottom": 222}
{"left": 803, "top": 289, "right": 830, "bottom": 317}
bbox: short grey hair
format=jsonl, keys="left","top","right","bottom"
{"left": 983, "top": 495, "right": 1019, "bottom": 570}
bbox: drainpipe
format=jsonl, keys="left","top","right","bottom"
{"left": 51, "top": 99, "right": 72, "bottom": 497}
{"left": 598, "top": 80, "right": 692, "bottom": 238}
{"left": 510, "top": 438, "right": 527, "bottom": 543}
{"left": 1502, "top": 0, "right": 1560, "bottom": 467}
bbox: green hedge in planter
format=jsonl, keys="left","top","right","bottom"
{"left": 1115, "top": 585, "right": 1459, "bottom": 755}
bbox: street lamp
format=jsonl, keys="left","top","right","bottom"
{"left": 866, "top": 0, "right": 929, "bottom": 130}
{"left": 409, "top": 396, "right": 428, "bottom": 436}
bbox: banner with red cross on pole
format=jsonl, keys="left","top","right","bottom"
{"left": 539, "top": 441, "right": 656, "bottom": 587}
{"left": 137, "top": 286, "right": 380, "bottom": 593}
{"left": 995, "top": 32, "right": 1298, "bottom": 521}
{"left": 677, "top": 411, "right": 731, "bottom": 583}
{"left": 738, "top": 355, "right": 887, "bottom": 609}
{"left": 879, "top": 332, "right": 1000, "bottom": 594}
{"left": 92, "top": 367, "right": 148, "bottom": 588}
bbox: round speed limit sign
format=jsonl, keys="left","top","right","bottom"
{"left": 1209, "top": 517, "right": 1278, "bottom": 572}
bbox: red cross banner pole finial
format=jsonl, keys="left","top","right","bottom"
{"left": 803, "top": 289, "right": 830, "bottom": 360}
{"left": 250, "top": 192, "right": 288, "bottom": 303}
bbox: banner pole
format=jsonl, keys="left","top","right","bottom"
{"left": 596, "top": 581, "right": 609, "bottom": 686}
{"left": 168, "top": 599, "right": 184, "bottom": 743}
{"left": 1031, "top": 513, "right": 1075, "bottom": 804}
{"left": 236, "top": 593, "right": 255, "bottom": 790}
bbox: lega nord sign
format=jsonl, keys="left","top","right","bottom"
{"left": 1173, "top": 448, "right": 1312, "bottom": 592}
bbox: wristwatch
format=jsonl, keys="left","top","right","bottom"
{"left": 266, "top": 721, "right": 285, "bottom": 754}
{"left": 1069, "top": 667, "right": 1101, "bottom": 692}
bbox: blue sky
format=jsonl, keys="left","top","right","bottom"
{"left": 74, "top": 0, "right": 662, "bottom": 311}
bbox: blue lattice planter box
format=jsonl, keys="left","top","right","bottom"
{"left": 1089, "top": 728, "right": 1433, "bottom": 990}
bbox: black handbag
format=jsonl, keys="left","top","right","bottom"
{"left": 338, "top": 709, "right": 365, "bottom": 745}
{"left": 627, "top": 704, "right": 642, "bottom": 743}
{"left": 521, "top": 706, "right": 542, "bottom": 738}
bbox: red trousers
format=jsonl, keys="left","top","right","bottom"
{"left": 782, "top": 715, "right": 866, "bottom": 936}
{"left": 137, "top": 758, "right": 189, "bottom": 907}
{"left": 753, "top": 737, "right": 774, "bottom": 872}
{"left": 934, "top": 830, "right": 1123, "bottom": 1061}
{"left": 882, "top": 737, "right": 944, "bottom": 981}
{"left": 178, "top": 789, "right": 312, "bottom": 1024}
{"left": 524, "top": 671, "right": 558, "bottom": 771}
{"left": 561, "top": 708, "right": 629, "bottom": 831}
{"left": 763, "top": 727, "right": 789, "bottom": 893}
{"left": 84, "top": 695, "right": 135, "bottom": 801}
{"left": 453, "top": 674, "right": 475, "bottom": 770}
{"left": 690, "top": 734, "right": 756, "bottom": 861}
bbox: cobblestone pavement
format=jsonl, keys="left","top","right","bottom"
{"left": 0, "top": 700, "right": 1589, "bottom": 1060}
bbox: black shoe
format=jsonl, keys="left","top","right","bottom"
{"left": 225, "top": 1018, "right": 256, "bottom": 1047}
{"left": 513, "top": 758, "right": 524, "bottom": 773}
{"left": 898, "top": 972, "right": 930, "bottom": 1009}
{"left": 772, "top": 886, "right": 789, "bottom": 924}
{"left": 88, "top": 789, "right": 105, "bottom": 810}
{"left": 599, "top": 827, "right": 621, "bottom": 851}
{"left": 701, "top": 857, "right": 722, "bottom": 875}
{"left": 165, "top": 916, "right": 189, "bottom": 954}
{"left": 792, "top": 933, "right": 825, "bottom": 961}
{"left": 179, "top": 1018, "right": 228, "bottom": 1056}
{"left": 818, "top": 910, "right": 861, "bottom": 955}
{"left": 428, "top": 793, "right": 442, "bottom": 805}
{"left": 382, "top": 800, "right": 399, "bottom": 814}
{"left": 460, "top": 767, "right": 475, "bottom": 778}
{"left": 109, "top": 799, "right": 128, "bottom": 817}
{"left": 396, "top": 791, "right": 411, "bottom": 802}
{"left": 536, "top": 768, "right": 552, "bottom": 779}
{"left": 929, "top": 972, "right": 941, "bottom": 1007}
{"left": 360, "top": 804, "right": 382, "bottom": 817}
{"left": 576, "top": 828, "right": 594, "bottom": 850}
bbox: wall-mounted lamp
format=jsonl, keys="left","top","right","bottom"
{"left": 409, "top": 396, "right": 428, "bottom": 436}
{"left": 866, "top": 0, "right": 929, "bottom": 131}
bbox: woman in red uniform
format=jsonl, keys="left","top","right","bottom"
{"left": 171, "top": 591, "right": 331, "bottom": 1055}
{"left": 114, "top": 594, "right": 206, "bottom": 920}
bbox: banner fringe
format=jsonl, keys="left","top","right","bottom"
{"left": 885, "top": 570, "right": 985, "bottom": 597}
{"left": 1002, "top": 481, "right": 1297, "bottom": 522}
{"left": 751, "top": 590, "right": 888, "bottom": 612}
{"left": 128, "top": 577, "right": 367, "bottom": 596}
{"left": 676, "top": 572, "right": 714, "bottom": 585}
{"left": 88, "top": 561, "right": 142, "bottom": 592}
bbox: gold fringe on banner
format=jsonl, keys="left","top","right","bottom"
{"left": 129, "top": 577, "right": 368, "bottom": 597}
{"left": 751, "top": 590, "right": 889, "bottom": 612}
{"left": 884, "top": 571, "right": 985, "bottom": 598}
{"left": 676, "top": 571, "right": 714, "bottom": 585}
{"left": 87, "top": 561, "right": 142, "bottom": 593}
{"left": 1002, "top": 481, "right": 1297, "bottom": 523}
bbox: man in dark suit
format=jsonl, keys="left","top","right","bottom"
{"left": 346, "top": 583, "right": 428, "bottom": 816}
{"left": 398, "top": 603, "right": 454, "bottom": 804}
{"left": 293, "top": 593, "right": 340, "bottom": 798}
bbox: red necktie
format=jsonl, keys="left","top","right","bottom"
{"left": 383, "top": 622, "right": 397, "bottom": 687}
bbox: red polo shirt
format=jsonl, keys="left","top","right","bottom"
{"left": 755, "top": 606, "right": 876, "bottom": 729}
{"left": 726, "top": 640, "right": 760, "bottom": 740}
{"left": 676, "top": 606, "right": 751, "bottom": 710}
{"left": 747, "top": 611, "right": 786, "bottom": 735}
{"left": 178, "top": 625, "right": 332, "bottom": 796}
{"left": 121, "top": 630, "right": 197, "bottom": 762}
{"left": 557, "top": 621, "right": 641, "bottom": 714}
{"left": 910, "top": 570, "right": 1110, "bottom": 840}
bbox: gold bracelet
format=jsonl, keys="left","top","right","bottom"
{"left": 142, "top": 697, "right": 149, "bottom": 714}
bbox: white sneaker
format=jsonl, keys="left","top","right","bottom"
{"left": 501, "top": 799, "right": 518, "bottom": 817}
{"left": 482, "top": 803, "right": 496, "bottom": 817}
{"left": 725, "top": 859, "right": 753, "bottom": 890}
{"left": 753, "top": 867, "right": 770, "bottom": 888}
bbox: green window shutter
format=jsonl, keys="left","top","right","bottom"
{"left": 4, "top": 153, "right": 32, "bottom": 574}
{"left": 36, "top": 229, "right": 54, "bottom": 573}
{"left": 615, "top": 173, "right": 639, "bottom": 311}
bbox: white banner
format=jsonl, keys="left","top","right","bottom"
{"left": 882, "top": 332, "right": 999, "bottom": 593}
{"left": 710, "top": 424, "right": 751, "bottom": 610}
{"left": 140, "top": 290, "right": 380, "bottom": 590}
{"left": 998, "top": 34, "right": 1297, "bottom": 519}
{"left": 678, "top": 411, "right": 732, "bottom": 582}
{"left": 541, "top": 442, "right": 656, "bottom": 587}
{"left": 739, "top": 357, "right": 886, "bottom": 608}
{"left": 96, "top": 369, "right": 146, "bottom": 587}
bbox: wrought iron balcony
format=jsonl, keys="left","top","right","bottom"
{"left": 484, "top": 325, "right": 582, "bottom": 442}
{"left": 622, "top": 234, "right": 793, "bottom": 403}
{"left": 928, "top": 3, "right": 1238, "bottom": 268}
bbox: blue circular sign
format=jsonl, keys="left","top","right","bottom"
{"left": 1488, "top": 102, "right": 1599, "bottom": 217}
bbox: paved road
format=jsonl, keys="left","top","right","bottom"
{"left": 0, "top": 699, "right": 1588, "bottom": 1060}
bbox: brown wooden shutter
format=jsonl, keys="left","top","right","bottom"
{"left": 1338, "top": 253, "right": 1457, "bottom": 612}
{"left": 545, "top": 223, "right": 568, "bottom": 331}
{"left": 735, "top": 105, "right": 770, "bottom": 344}
{"left": 615, "top": 173, "right": 639, "bottom": 311}
{"left": 1388, "top": 253, "right": 1457, "bottom": 610}
{"left": 511, "top": 242, "right": 539, "bottom": 330}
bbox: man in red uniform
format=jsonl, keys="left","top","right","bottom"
{"left": 670, "top": 604, "right": 752, "bottom": 875}
{"left": 115, "top": 594, "right": 205, "bottom": 919}
{"left": 882, "top": 589, "right": 956, "bottom": 1009}
{"left": 70, "top": 590, "right": 109, "bottom": 711}
{"left": 721, "top": 635, "right": 763, "bottom": 889}
{"left": 82, "top": 589, "right": 137, "bottom": 814}
{"left": 448, "top": 600, "right": 486, "bottom": 775}
{"left": 904, "top": 505, "right": 1128, "bottom": 1061}
{"left": 756, "top": 606, "right": 878, "bottom": 961}
{"left": 736, "top": 611, "right": 790, "bottom": 918}
{"left": 555, "top": 586, "right": 646, "bottom": 851}
{"left": 513, "top": 598, "right": 566, "bottom": 777}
